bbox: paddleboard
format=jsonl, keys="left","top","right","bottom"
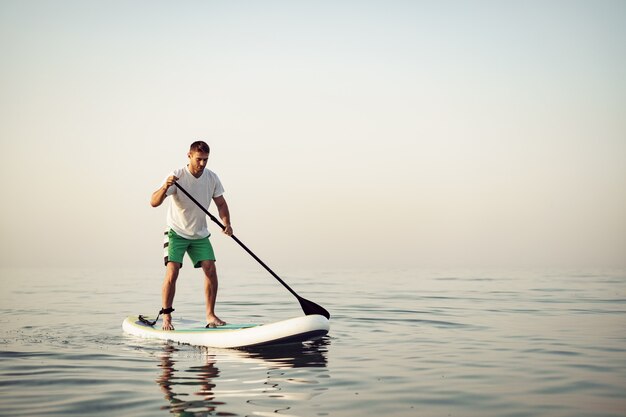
{"left": 122, "top": 314, "right": 330, "bottom": 348}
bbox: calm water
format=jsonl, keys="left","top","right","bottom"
{"left": 0, "top": 266, "right": 625, "bottom": 416}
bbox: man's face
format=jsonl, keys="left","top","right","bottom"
{"left": 188, "top": 151, "right": 209, "bottom": 175}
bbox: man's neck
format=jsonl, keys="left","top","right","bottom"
{"left": 187, "top": 165, "right": 204, "bottom": 178}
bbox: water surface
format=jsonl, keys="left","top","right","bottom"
{"left": 1, "top": 267, "right": 625, "bottom": 416}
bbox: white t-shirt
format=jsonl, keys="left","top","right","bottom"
{"left": 163, "top": 166, "right": 225, "bottom": 239}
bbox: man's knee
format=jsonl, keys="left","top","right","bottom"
{"left": 200, "top": 260, "right": 216, "bottom": 278}
{"left": 165, "top": 262, "right": 181, "bottom": 282}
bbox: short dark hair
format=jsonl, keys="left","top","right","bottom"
{"left": 190, "top": 141, "right": 210, "bottom": 154}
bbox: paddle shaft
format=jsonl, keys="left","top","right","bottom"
{"left": 173, "top": 182, "right": 329, "bottom": 318}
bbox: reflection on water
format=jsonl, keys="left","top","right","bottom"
{"left": 155, "top": 339, "right": 330, "bottom": 416}
{"left": 157, "top": 344, "right": 221, "bottom": 416}
{"left": 242, "top": 340, "right": 329, "bottom": 368}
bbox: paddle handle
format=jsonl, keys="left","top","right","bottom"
{"left": 173, "top": 182, "right": 299, "bottom": 298}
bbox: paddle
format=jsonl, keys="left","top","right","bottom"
{"left": 173, "top": 182, "right": 330, "bottom": 320}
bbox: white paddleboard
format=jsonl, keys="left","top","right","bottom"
{"left": 122, "top": 314, "right": 330, "bottom": 348}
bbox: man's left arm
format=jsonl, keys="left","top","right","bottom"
{"left": 213, "top": 195, "right": 233, "bottom": 236}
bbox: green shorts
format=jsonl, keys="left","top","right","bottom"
{"left": 163, "top": 229, "right": 216, "bottom": 268}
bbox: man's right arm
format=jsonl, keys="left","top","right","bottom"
{"left": 151, "top": 175, "right": 178, "bottom": 207}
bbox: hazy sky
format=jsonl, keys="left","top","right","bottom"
{"left": 1, "top": 0, "right": 624, "bottom": 270}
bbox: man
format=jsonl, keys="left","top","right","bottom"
{"left": 151, "top": 141, "right": 233, "bottom": 330}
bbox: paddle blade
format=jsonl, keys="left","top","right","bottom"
{"left": 298, "top": 296, "right": 330, "bottom": 320}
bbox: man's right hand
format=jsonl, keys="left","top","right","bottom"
{"left": 151, "top": 176, "right": 179, "bottom": 208}
{"left": 164, "top": 175, "right": 179, "bottom": 190}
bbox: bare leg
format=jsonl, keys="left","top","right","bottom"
{"left": 161, "top": 262, "right": 180, "bottom": 330}
{"left": 201, "top": 260, "right": 225, "bottom": 327}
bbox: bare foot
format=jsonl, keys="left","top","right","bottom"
{"left": 206, "top": 315, "right": 226, "bottom": 328}
{"left": 162, "top": 314, "right": 175, "bottom": 331}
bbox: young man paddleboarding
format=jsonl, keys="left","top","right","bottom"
{"left": 151, "top": 141, "right": 233, "bottom": 330}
